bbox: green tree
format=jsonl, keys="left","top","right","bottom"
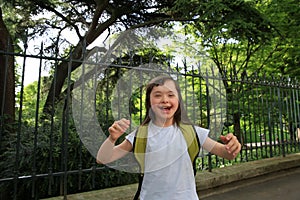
{"left": 257, "top": 0, "right": 300, "bottom": 77}
{"left": 169, "top": 0, "right": 300, "bottom": 145}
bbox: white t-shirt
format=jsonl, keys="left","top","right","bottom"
{"left": 126, "top": 121, "right": 209, "bottom": 200}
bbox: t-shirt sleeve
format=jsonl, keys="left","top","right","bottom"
{"left": 194, "top": 126, "right": 209, "bottom": 146}
{"left": 125, "top": 130, "right": 136, "bottom": 145}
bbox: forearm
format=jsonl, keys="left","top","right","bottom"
{"left": 204, "top": 137, "right": 238, "bottom": 160}
{"left": 97, "top": 119, "right": 132, "bottom": 164}
{"left": 96, "top": 136, "right": 116, "bottom": 164}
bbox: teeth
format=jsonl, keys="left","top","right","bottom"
{"left": 161, "top": 106, "right": 170, "bottom": 109}
{"left": 158, "top": 105, "right": 171, "bottom": 110}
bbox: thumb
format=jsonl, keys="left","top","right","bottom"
{"left": 220, "top": 135, "right": 228, "bottom": 144}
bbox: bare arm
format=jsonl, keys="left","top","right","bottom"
{"left": 203, "top": 133, "right": 241, "bottom": 160}
{"left": 96, "top": 119, "right": 133, "bottom": 164}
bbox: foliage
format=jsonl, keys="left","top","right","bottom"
{"left": 256, "top": 0, "right": 300, "bottom": 76}
{"left": 166, "top": 1, "right": 298, "bottom": 144}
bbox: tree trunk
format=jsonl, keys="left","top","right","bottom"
{"left": 0, "top": 7, "right": 15, "bottom": 124}
{"left": 233, "top": 112, "right": 243, "bottom": 145}
{"left": 42, "top": 43, "right": 84, "bottom": 116}
{"left": 0, "top": 8, "right": 15, "bottom": 200}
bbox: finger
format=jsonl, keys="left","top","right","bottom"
{"left": 220, "top": 135, "right": 227, "bottom": 143}
{"left": 220, "top": 133, "right": 234, "bottom": 144}
{"left": 108, "top": 122, "right": 121, "bottom": 132}
{"left": 225, "top": 135, "right": 238, "bottom": 153}
{"left": 227, "top": 139, "right": 241, "bottom": 155}
{"left": 112, "top": 123, "right": 123, "bottom": 132}
{"left": 118, "top": 119, "right": 130, "bottom": 130}
{"left": 120, "top": 118, "right": 130, "bottom": 126}
{"left": 108, "top": 125, "right": 119, "bottom": 134}
{"left": 114, "top": 121, "right": 129, "bottom": 133}
{"left": 231, "top": 143, "right": 241, "bottom": 157}
{"left": 227, "top": 143, "right": 238, "bottom": 154}
{"left": 115, "top": 122, "right": 129, "bottom": 133}
{"left": 234, "top": 143, "right": 242, "bottom": 154}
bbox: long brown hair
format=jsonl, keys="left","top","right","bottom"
{"left": 141, "top": 75, "right": 190, "bottom": 126}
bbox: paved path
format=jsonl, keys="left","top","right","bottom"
{"left": 201, "top": 168, "right": 300, "bottom": 200}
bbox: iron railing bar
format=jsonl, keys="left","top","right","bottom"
{"left": 253, "top": 80, "right": 260, "bottom": 157}
{"left": 289, "top": 87, "right": 294, "bottom": 150}
{"left": 77, "top": 41, "right": 88, "bottom": 191}
{"left": 13, "top": 41, "right": 28, "bottom": 200}
{"left": 240, "top": 74, "right": 249, "bottom": 161}
{"left": 261, "top": 84, "right": 268, "bottom": 158}
{"left": 204, "top": 69, "right": 212, "bottom": 171}
{"left": 277, "top": 85, "right": 286, "bottom": 157}
{"left": 291, "top": 83, "right": 298, "bottom": 150}
{"left": 294, "top": 80, "right": 300, "bottom": 151}
{"left": 283, "top": 90, "right": 293, "bottom": 153}
{"left": 31, "top": 42, "right": 44, "bottom": 199}
{"left": 191, "top": 65, "right": 196, "bottom": 124}
{"left": 246, "top": 77, "right": 255, "bottom": 159}
{"left": 254, "top": 79, "right": 262, "bottom": 158}
{"left": 47, "top": 37, "right": 60, "bottom": 197}
{"left": 62, "top": 47, "right": 73, "bottom": 200}
{"left": 268, "top": 81, "right": 274, "bottom": 155}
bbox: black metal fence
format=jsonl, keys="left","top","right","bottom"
{"left": 1, "top": 42, "right": 300, "bottom": 200}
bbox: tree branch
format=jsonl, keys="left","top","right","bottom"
{"left": 129, "top": 17, "right": 195, "bottom": 30}
{"left": 91, "top": 0, "right": 109, "bottom": 30}
{"left": 36, "top": 2, "right": 83, "bottom": 40}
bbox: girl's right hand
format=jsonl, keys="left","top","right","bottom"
{"left": 108, "top": 118, "right": 130, "bottom": 143}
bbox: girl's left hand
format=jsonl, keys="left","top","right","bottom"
{"left": 220, "top": 133, "right": 241, "bottom": 158}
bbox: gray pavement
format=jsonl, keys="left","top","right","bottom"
{"left": 201, "top": 167, "right": 300, "bottom": 200}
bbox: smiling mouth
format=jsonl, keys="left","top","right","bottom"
{"left": 159, "top": 106, "right": 172, "bottom": 112}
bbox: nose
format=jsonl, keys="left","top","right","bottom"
{"left": 161, "top": 94, "right": 169, "bottom": 103}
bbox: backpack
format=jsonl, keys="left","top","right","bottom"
{"left": 132, "top": 123, "right": 201, "bottom": 200}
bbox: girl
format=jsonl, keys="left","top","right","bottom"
{"left": 97, "top": 75, "right": 241, "bottom": 200}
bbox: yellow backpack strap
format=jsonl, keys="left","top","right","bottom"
{"left": 133, "top": 125, "right": 148, "bottom": 200}
{"left": 133, "top": 125, "right": 148, "bottom": 173}
{"left": 179, "top": 123, "right": 200, "bottom": 175}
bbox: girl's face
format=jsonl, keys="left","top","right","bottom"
{"left": 149, "top": 80, "right": 179, "bottom": 126}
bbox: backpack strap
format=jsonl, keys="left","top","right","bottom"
{"left": 178, "top": 123, "right": 201, "bottom": 175}
{"left": 133, "top": 125, "right": 148, "bottom": 173}
{"left": 133, "top": 125, "right": 148, "bottom": 200}
{"left": 133, "top": 173, "right": 143, "bottom": 200}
